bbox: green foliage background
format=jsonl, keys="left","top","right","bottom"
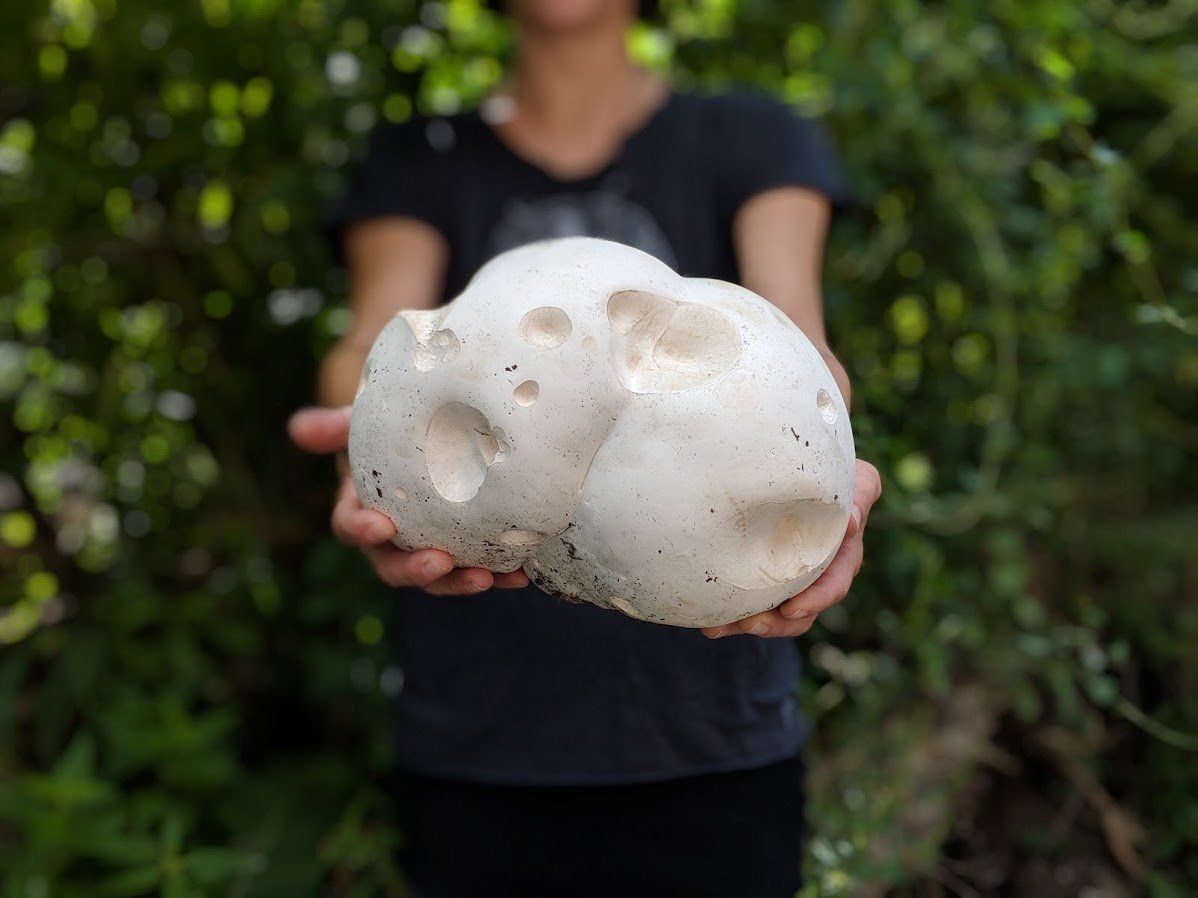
{"left": 1, "top": 0, "right": 1195, "bottom": 895}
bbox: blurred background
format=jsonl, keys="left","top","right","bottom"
{"left": 1, "top": 0, "right": 1195, "bottom": 895}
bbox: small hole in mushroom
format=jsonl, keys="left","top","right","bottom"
{"left": 816, "top": 388, "right": 838, "bottom": 425}
{"left": 519, "top": 306, "right": 572, "bottom": 349}
{"left": 413, "top": 327, "right": 460, "bottom": 371}
{"left": 425, "top": 402, "right": 508, "bottom": 502}
{"left": 513, "top": 380, "right": 540, "bottom": 406}
{"left": 394, "top": 486, "right": 407, "bottom": 500}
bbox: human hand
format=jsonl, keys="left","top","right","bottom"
{"left": 288, "top": 406, "right": 530, "bottom": 594}
{"left": 701, "top": 459, "right": 882, "bottom": 639}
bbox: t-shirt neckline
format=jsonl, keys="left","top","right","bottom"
{"left": 473, "top": 88, "right": 679, "bottom": 187}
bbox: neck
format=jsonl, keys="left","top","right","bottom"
{"left": 509, "top": 14, "right": 640, "bottom": 123}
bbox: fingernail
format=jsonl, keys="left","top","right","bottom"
{"left": 850, "top": 506, "right": 862, "bottom": 532}
{"left": 781, "top": 605, "right": 809, "bottom": 620}
{"left": 748, "top": 621, "right": 769, "bottom": 636}
{"left": 705, "top": 630, "right": 725, "bottom": 639}
{"left": 468, "top": 577, "right": 489, "bottom": 593}
{"left": 368, "top": 521, "right": 393, "bottom": 541}
{"left": 421, "top": 557, "right": 452, "bottom": 580}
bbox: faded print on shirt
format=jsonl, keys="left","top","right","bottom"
{"left": 486, "top": 175, "right": 678, "bottom": 269}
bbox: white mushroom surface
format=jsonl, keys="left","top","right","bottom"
{"left": 349, "top": 237, "right": 855, "bottom": 628}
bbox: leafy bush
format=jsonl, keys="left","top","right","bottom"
{"left": 1, "top": 0, "right": 1194, "bottom": 895}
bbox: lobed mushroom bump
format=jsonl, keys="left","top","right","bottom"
{"left": 349, "top": 237, "right": 855, "bottom": 628}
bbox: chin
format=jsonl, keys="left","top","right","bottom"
{"left": 508, "top": 0, "right": 631, "bottom": 32}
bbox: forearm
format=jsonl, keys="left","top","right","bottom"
{"left": 318, "top": 339, "right": 372, "bottom": 408}
{"left": 731, "top": 188, "right": 849, "bottom": 405}
{"left": 319, "top": 219, "right": 448, "bottom": 408}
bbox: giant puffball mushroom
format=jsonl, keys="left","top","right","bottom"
{"left": 349, "top": 237, "right": 856, "bottom": 628}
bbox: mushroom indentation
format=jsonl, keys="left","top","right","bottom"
{"left": 394, "top": 486, "right": 407, "bottom": 500}
{"left": 413, "top": 328, "right": 460, "bottom": 371}
{"left": 721, "top": 499, "right": 845, "bottom": 590}
{"left": 816, "top": 388, "right": 838, "bottom": 425}
{"left": 519, "top": 306, "right": 572, "bottom": 349}
{"left": 498, "top": 529, "right": 545, "bottom": 546}
{"left": 513, "top": 380, "right": 540, "bottom": 406}
{"left": 607, "top": 291, "right": 741, "bottom": 393}
{"left": 399, "top": 309, "right": 462, "bottom": 372}
{"left": 425, "top": 402, "right": 510, "bottom": 502}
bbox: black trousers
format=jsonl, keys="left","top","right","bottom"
{"left": 394, "top": 755, "right": 805, "bottom": 898}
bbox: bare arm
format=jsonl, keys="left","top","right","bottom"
{"left": 318, "top": 218, "right": 448, "bottom": 406}
{"left": 705, "top": 187, "right": 881, "bottom": 639}
{"left": 732, "top": 186, "right": 851, "bottom": 405}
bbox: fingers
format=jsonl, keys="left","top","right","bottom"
{"left": 367, "top": 546, "right": 455, "bottom": 588}
{"left": 289, "top": 406, "right": 352, "bottom": 454}
{"left": 778, "top": 531, "right": 864, "bottom": 620}
{"left": 421, "top": 567, "right": 529, "bottom": 594}
{"left": 703, "top": 493, "right": 871, "bottom": 639}
{"left": 729, "top": 460, "right": 875, "bottom": 635}
{"left": 424, "top": 567, "right": 495, "bottom": 596}
{"left": 846, "top": 505, "right": 862, "bottom": 539}
{"left": 366, "top": 544, "right": 529, "bottom": 594}
{"left": 331, "top": 477, "right": 395, "bottom": 546}
{"left": 852, "top": 459, "right": 883, "bottom": 527}
{"left": 702, "top": 462, "right": 878, "bottom": 640}
{"left": 493, "top": 569, "right": 530, "bottom": 589}
{"left": 296, "top": 407, "right": 531, "bottom": 595}
{"left": 702, "top": 610, "right": 820, "bottom": 640}
{"left": 327, "top": 470, "right": 470, "bottom": 591}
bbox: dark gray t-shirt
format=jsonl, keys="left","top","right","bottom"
{"left": 328, "top": 89, "right": 851, "bottom": 785}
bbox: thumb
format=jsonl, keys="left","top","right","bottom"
{"left": 288, "top": 406, "right": 352, "bottom": 454}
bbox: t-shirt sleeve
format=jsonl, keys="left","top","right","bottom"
{"left": 716, "top": 92, "right": 853, "bottom": 219}
{"left": 322, "top": 119, "right": 450, "bottom": 261}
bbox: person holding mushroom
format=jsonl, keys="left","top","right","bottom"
{"left": 290, "top": 0, "right": 882, "bottom": 894}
